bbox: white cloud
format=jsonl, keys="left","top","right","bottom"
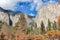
{"left": 0, "top": 0, "right": 14, "bottom": 10}
{"left": 0, "top": 0, "right": 31, "bottom": 10}
{"left": 29, "top": 13, "right": 35, "bottom": 16}
{"left": 35, "top": 0, "right": 43, "bottom": 10}
{"left": 0, "top": 0, "right": 41, "bottom": 11}
{"left": 31, "top": 0, "right": 43, "bottom": 10}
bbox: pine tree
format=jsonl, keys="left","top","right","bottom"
{"left": 40, "top": 21, "right": 45, "bottom": 34}
{"left": 47, "top": 19, "right": 52, "bottom": 31}
{"left": 53, "top": 21, "right": 57, "bottom": 30}
{"left": 25, "top": 19, "right": 37, "bottom": 34}
{"left": 0, "top": 21, "right": 3, "bottom": 31}
{"left": 25, "top": 27, "right": 31, "bottom": 34}
{"left": 29, "top": 20, "right": 37, "bottom": 34}
{"left": 29, "top": 20, "right": 37, "bottom": 28}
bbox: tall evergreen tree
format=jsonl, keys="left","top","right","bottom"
{"left": 29, "top": 20, "right": 37, "bottom": 34}
{"left": 29, "top": 20, "right": 37, "bottom": 28}
{"left": 40, "top": 21, "right": 45, "bottom": 34}
{"left": 53, "top": 21, "right": 57, "bottom": 30}
{"left": 47, "top": 19, "right": 52, "bottom": 31}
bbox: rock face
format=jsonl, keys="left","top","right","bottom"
{"left": 0, "top": 12, "right": 9, "bottom": 25}
{"left": 10, "top": 14, "right": 20, "bottom": 26}
{"left": 33, "top": 4, "right": 60, "bottom": 27}
{"left": 0, "top": 7, "right": 21, "bottom": 26}
{"left": 0, "top": 4, "right": 60, "bottom": 27}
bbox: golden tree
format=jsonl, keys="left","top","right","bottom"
{"left": 25, "top": 34, "right": 34, "bottom": 40}
{"left": 57, "top": 16, "right": 60, "bottom": 25}
{"left": 57, "top": 15, "right": 60, "bottom": 30}
{"left": 13, "top": 32, "right": 26, "bottom": 40}
{"left": 34, "top": 34, "right": 44, "bottom": 40}
{"left": 45, "top": 30, "right": 60, "bottom": 40}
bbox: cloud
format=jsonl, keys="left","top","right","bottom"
{"left": 29, "top": 13, "right": 35, "bottom": 16}
{"left": 0, "top": 0, "right": 13, "bottom": 10}
{"left": 0, "top": 0, "right": 32, "bottom": 10}
{"left": 0, "top": 0, "right": 42, "bottom": 11}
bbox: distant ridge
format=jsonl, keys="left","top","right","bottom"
{"left": 0, "top": 7, "right": 23, "bottom": 16}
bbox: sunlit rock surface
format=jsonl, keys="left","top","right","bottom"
{"left": 33, "top": 4, "right": 60, "bottom": 27}
{"left": 0, "top": 12, "right": 9, "bottom": 25}
{"left": 0, "top": 7, "right": 21, "bottom": 26}
{"left": 10, "top": 13, "right": 20, "bottom": 26}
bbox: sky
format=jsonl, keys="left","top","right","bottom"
{"left": 0, "top": 0, "right": 58, "bottom": 17}
{"left": 0, "top": 0, "right": 58, "bottom": 10}
{"left": 0, "top": 0, "right": 32, "bottom": 10}
{"left": 0, "top": 0, "right": 42, "bottom": 16}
